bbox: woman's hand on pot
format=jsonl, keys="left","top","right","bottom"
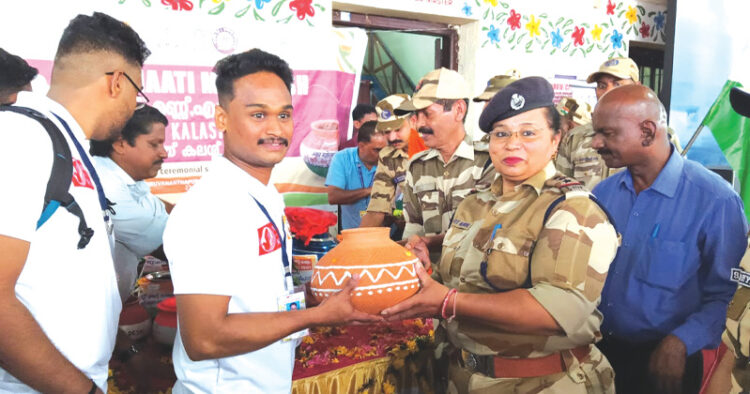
{"left": 405, "top": 235, "right": 432, "bottom": 271}
{"left": 380, "top": 263, "right": 448, "bottom": 321}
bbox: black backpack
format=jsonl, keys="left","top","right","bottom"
{"left": 0, "top": 105, "right": 94, "bottom": 248}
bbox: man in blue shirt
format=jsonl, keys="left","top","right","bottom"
{"left": 326, "top": 121, "right": 386, "bottom": 229}
{"left": 591, "top": 85, "right": 748, "bottom": 394}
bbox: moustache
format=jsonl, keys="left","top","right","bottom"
{"left": 153, "top": 160, "right": 164, "bottom": 166}
{"left": 388, "top": 139, "right": 404, "bottom": 146}
{"left": 258, "top": 137, "right": 289, "bottom": 146}
{"left": 419, "top": 127, "right": 434, "bottom": 135}
{"left": 596, "top": 149, "right": 612, "bottom": 156}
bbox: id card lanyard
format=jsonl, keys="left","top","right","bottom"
{"left": 356, "top": 161, "right": 374, "bottom": 207}
{"left": 251, "top": 195, "right": 293, "bottom": 294}
{"left": 51, "top": 113, "right": 114, "bottom": 233}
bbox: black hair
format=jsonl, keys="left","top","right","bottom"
{"left": 90, "top": 105, "right": 168, "bottom": 157}
{"left": 543, "top": 105, "right": 562, "bottom": 134}
{"left": 214, "top": 48, "right": 293, "bottom": 107}
{"left": 0, "top": 48, "right": 38, "bottom": 97}
{"left": 357, "top": 120, "right": 380, "bottom": 143}
{"left": 436, "top": 98, "right": 470, "bottom": 124}
{"left": 352, "top": 104, "right": 376, "bottom": 122}
{"left": 55, "top": 12, "right": 150, "bottom": 66}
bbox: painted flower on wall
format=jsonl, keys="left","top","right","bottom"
{"left": 162, "top": 0, "right": 193, "bottom": 10}
{"left": 254, "top": 0, "right": 271, "bottom": 9}
{"left": 526, "top": 15, "right": 541, "bottom": 38}
{"left": 654, "top": 11, "right": 666, "bottom": 30}
{"left": 591, "top": 24, "right": 602, "bottom": 41}
{"left": 484, "top": 0, "right": 498, "bottom": 7}
{"left": 550, "top": 28, "right": 563, "bottom": 48}
{"left": 626, "top": 6, "right": 638, "bottom": 24}
{"left": 606, "top": 0, "right": 616, "bottom": 16}
{"left": 289, "top": 0, "right": 314, "bottom": 20}
{"left": 487, "top": 25, "right": 500, "bottom": 44}
{"left": 639, "top": 22, "right": 650, "bottom": 38}
{"left": 611, "top": 29, "right": 623, "bottom": 49}
{"left": 507, "top": 9, "right": 521, "bottom": 30}
{"left": 571, "top": 26, "right": 585, "bottom": 46}
{"left": 462, "top": 2, "right": 472, "bottom": 16}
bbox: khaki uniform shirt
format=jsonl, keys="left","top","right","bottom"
{"left": 436, "top": 162, "right": 619, "bottom": 358}
{"left": 722, "top": 235, "right": 750, "bottom": 393}
{"left": 556, "top": 123, "right": 683, "bottom": 190}
{"left": 402, "top": 139, "right": 496, "bottom": 240}
{"left": 366, "top": 146, "right": 407, "bottom": 214}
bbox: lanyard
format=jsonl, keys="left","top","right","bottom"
{"left": 51, "top": 113, "right": 113, "bottom": 230}
{"left": 356, "top": 161, "right": 374, "bottom": 207}
{"left": 251, "top": 195, "right": 293, "bottom": 293}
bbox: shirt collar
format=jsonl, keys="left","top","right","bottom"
{"left": 619, "top": 145, "right": 683, "bottom": 198}
{"left": 491, "top": 161, "right": 557, "bottom": 196}
{"left": 418, "top": 139, "right": 475, "bottom": 163}
{"left": 213, "top": 156, "right": 274, "bottom": 195}
{"left": 16, "top": 91, "right": 89, "bottom": 146}
{"left": 94, "top": 156, "right": 136, "bottom": 186}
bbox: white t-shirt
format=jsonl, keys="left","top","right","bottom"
{"left": 0, "top": 92, "right": 121, "bottom": 392}
{"left": 164, "top": 156, "right": 295, "bottom": 394}
{"left": 93, "top": 156, "right": 168, "bottom": 302}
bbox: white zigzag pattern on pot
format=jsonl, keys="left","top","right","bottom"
{"left": 311, "top": 258, "right": 420, "bottom": 287}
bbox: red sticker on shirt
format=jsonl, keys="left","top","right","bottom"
{"left": 71, "top": 159, "right": 94, "bottom": 189}
{"left": 258, "top": 222, "right": 281, "bottom": 255}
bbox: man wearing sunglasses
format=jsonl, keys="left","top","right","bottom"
{"left": 0, "top": 12, "right": 150, "bottom": 394}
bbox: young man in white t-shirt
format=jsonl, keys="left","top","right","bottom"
{"left": 0, "top": 12, "right": 150, "bottom": 394}
{"left": 164, "top": 48, "right": 381, "bottom": 393}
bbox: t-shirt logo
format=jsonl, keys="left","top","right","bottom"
{"left": 71, "top": 159, "right": 94, "bottom": 189}
{"left": 258, "top": 223, "right": 281, "bottom": 255}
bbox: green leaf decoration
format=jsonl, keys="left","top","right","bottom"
{"left": 209, "top": 2, "right": 225, "bottom": 15}
{"left": 610, "top": 17, "right": 614, "bottom": 26}
{"left": 500, "top": 2, "right": 509, "bottom": 9}
{"left": 547, "top": 21, "right": 554, "bottom": 28}
{"left": 597, "top": 43, "right": 605, "bottom": 50}
{"left": 570, "top": 48, "right": 577, "bottom": 56}
{"left": 616, "top": 2, "right": 622, "bottom": 9}
{"left": 653, "top": 32, "right": 659, "bottom": 42}
{"left": 563, "top": 42, "right": 571, "bottom": 51}
{"left": 482, "top": 26, "right": 489, "bottom": 31}
{"left": 581, "top": 23, "right": 590, "bottom": 28}
{"left": 539, "top": 13, "right": 548, "bottom": 18}
{"left": 315, "top": 4, "right": 325, "bottom": 12}
{"left": 272, "top": 0, "right": 287, "bottom": 16}
{"left": 551, "top": 48, "right": 557, "bottom": 55}
{"left": 118, "top": 0, "right": 127, "bottom": 4}
{"left": 562, "top": 19, "right": 573, "bottom": 29}
{"left": 555, "top": 17, "right": 564, "bottom": 26}
{"left": 277, "top": 14, "right": 293, "bottom": 24}
{"left": 525, "top": 40, "right": 533, "bottom": 50}
{"left": 540, "top": 27, "right": 547, "bottom": 35}
{"left": 637, "top": 5, "right": 646, "bottom": 15}
{"left": 507, "top": 31, "right": 517, "bottom": 43}
{"left": 497, "top": 12, "right": 507, "bottom": 19}
{"left": 253, "top": 8, "right": 265, "bottom": 20}
{"left": 535, "top": 37, "right": 541, "bottom": 44}
{"left": 523, "top": 15, "right": 529, "bottom": 21}
{"left": 482, "top": 40, "right": 489, "bottom": 47}
{"left": 622, "top": 41, "right": 627, "bottom": 51}
{"left": 199, "top": 0, "right": 207, "bottom": 7}
{"left": 235, "top": 4, "right": 251, "bottom": 17}
{"left": 541, "top": 39, "right": 549, "bottom": 50}
{"left": 564, "top": 29, "right": 572, "bottom": 35}
{"left": 516, "top": 34, "right": 523, "bottom": 44}
{"left": 475, "top": 0, "right": 481, "bottom": 6}
{"left": 601, "top": 22, "right": 609, "bottom": 28}
{"left": 618, "top": 9, "right": 625, "bottom": 17}
{"left": 306, "top": 18, "right": 313, "bottom": 27}
{"left": 142, "top": 0, "right": 151, "bottom": 5}
{"left": 503, "top": 28, "right": 509, "bottom": 39}
{"left": 604, "top": 32, "right": 610, "bottom": 41}
{"left": 620, "top": 20, "right": 626, "bottom": 29}
{"left": 483, "top": 8, "right": 489, "bottom": 19}
{"left": 587, "top": 43, "right": 594, "bottom": 51}
{"left": 496, "top": 43, "right": 501, "bottom": 49}
{"left": 491, "top": 10, "right": 495, "bottom": 20}
{"left": 608, "top": 50, "right": 615, "bottom": 58}
{"left": 511, "top": 44, "right": 516, "bottom": 50}
{"left": 648, "top": 11, "right": 655, "bottom": 17}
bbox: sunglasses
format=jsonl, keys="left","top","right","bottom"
{"left": 105, "top": 71, "right": 150, "bottom": 110}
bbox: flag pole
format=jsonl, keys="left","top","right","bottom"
{"left": 681, "top": 124, "right": 704, "bottom": 157}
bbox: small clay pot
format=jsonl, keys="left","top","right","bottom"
{"left": 153, "top": 297, "right": 177, "bottom": 346}
{"left": 310, "top": 227, "right": 420, "bottom": 314}
{"left": 119, "top": 298, "right": 151, "bottom": 340}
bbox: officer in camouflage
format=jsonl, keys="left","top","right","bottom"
{"left": 555, "top": 97, "right": 592, "bottom": 136}
{"left": 473, "top": 70, "right": 521, "bottom": 109}
{"left": 704, "top": 87, "right": 750, "bottom": 394}
{"left": 556, "top": 57, "right": 681, "bottom": 189}
{"left": 394, "top": 68, "right": 497, "bottom": 260}
{"left": 360, "top": 94, "right": 413, "bottom": 229}
{"left": 383, "top": 77, "right": 620, "bottom": 394}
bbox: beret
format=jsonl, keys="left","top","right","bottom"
{"left": 478, "top": 76, "right": 554, "bottom": 133}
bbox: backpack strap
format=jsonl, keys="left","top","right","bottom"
{"left": 0, "top": 105, "right": 94, "bottom": 249}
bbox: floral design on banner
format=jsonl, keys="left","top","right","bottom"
{"left": 462, "top": 2, "right": 473, "bottom": 16}
{"left": 478, "top": 0, "right": 667, "bottom": 58}
{"left": 115, "top": 0, "right": 326, "bottom": 26}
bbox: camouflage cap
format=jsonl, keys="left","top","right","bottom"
{"left": 375, "top": 94, "right": 411, "bottom": 132}
{"left": 395, "top": 68, "right": 471, "bottom": 115}
{"left": 586, "top": 57, "right": 640, "bottom": 83}
{"left": 478, "top": 76, "right": 554, "bottom": 133}
{"left": 473, "top": 69, "right": 521, "bottom": 102}
{"left": 556, "top": 97, "right": 592, "bottom": 124}
{"left": 731, "top": 87, "right": 750, "bottom": 118}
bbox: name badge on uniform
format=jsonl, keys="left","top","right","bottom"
{"left": 731, "top": 268, "right": 750, "bottom": 288}
{"left": 451, "top": 218, "right": 471, "bottom": 230}
{"left": 277, "top": 292, "right": 309, "bottom": 341}
{"left": 393, "top": 174, "right": 406, "bottom": 185}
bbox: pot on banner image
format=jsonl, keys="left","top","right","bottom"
{"left": 299, "top": 119, "right": 339, "bottom": 177}
{"left": 292, "top": 231, "right": 337, "bottom": 287}
{"left": 310, "top": 227, "right": 421, "bottom": 314}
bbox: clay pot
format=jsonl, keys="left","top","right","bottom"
{"left": 310, "top": 228, "right": 420, "bottom": 314}
{"left": 153, "top": 297, "right": 177, "bottom": 346}
{"left": 119, "top": 298, "right": 152, "bottom": 340}
{"left": 299, "top": 120, "right": 339, "bottom": 177}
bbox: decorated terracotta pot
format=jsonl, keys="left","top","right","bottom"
{"left": 310, "top": 227, "right": 420, "bottom": 314}
{"left": 299, "top": 119, "right": 339, "bottom": 177}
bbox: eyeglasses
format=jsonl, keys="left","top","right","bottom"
{"left": 105, "top": 71, "right": 149, "bottom": 110}
{"left": 489, "top": 128, "right": 547, "bottom": 143}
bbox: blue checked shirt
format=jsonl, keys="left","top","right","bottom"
{"left": 593, "top": 147, "right": 748, "bottom": 355}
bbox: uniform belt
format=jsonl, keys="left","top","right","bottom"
{"left": 460, "top": 345, "right": 590, "bottom": 379}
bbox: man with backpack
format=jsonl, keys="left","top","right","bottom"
{"left": 0, "top": 12, "right": 150, "bottom": 393}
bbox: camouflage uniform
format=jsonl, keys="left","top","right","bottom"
{"left": 366, "top": 145, "right": 407, "bottom": 214}
{"left": 436, "top": 162, "right": 620, "bottom": 394}
{"left": 556, "top": 124, "right": 683, "bottom": 190}
{"left": 722, "top": 236, "right": 750, "bottom": 393}
{"left": 402, "top": 139, "right": 496, "bottom": 241}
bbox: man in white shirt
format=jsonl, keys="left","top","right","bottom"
{"left": 0, "top": 12, "right": 150, "bottom": 394}
{"left": 91, "top": 105, "right": 171, "bottom": 302}
{"left": 164, "top": 48, "right": 381, "bottom": 393}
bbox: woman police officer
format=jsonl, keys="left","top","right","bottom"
{"left": 382, "top": 77, "right": 620, "bottom": 393}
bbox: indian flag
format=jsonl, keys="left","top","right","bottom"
{"left": 702, "top": 79, "right": 750, "bottom": 223}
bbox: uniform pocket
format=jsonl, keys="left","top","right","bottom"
{"left": 440, "top": 225, "right": 471, "bottom": 279}
{"left": 482, "top": 234, "right": 535, "bottom": 291}
{"left": 414, "top": 181, "right": 441, "bottom": 233}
